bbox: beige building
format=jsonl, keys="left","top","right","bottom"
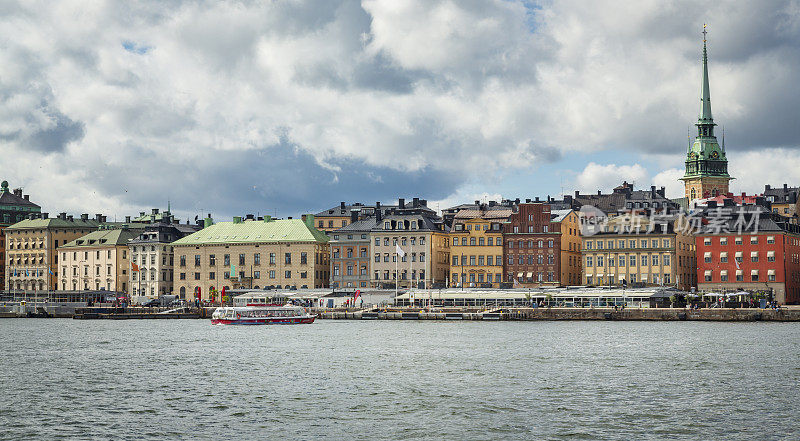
{"left": 128, "top": 210, "right": 200, "bottom": 299}
{"left": 369, "top": 204, "right": 450, "bottom": 288}
{"left": 5, "top": 213, "right": 102, "bottom": 291}
{"left": 58, "top": 226, "right": 141, "bottom": 292}
{"left": 581, "top": 214, "right": 696, "bottom": 291}
{"left": 171, "top": 216, "right": 330, "bottom": 301}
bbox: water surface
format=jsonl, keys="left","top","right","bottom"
{"left": 1, "top": 319, "right": 797, "bottom": 440}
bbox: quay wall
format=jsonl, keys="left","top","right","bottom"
{"left": 318, "top": 308, "right": 800, "bottom": 322}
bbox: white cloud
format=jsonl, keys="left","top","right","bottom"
{"left": 0, "top": 0, "right": 798, "bottom": 218}
{"left": 574, "top": 163, "right": 650, "bottom": 193}
{"left": 652, "top": 168, "right": 686, "bottom": 199}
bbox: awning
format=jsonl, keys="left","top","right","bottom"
{"left": 767, "top": 236, "right": 774, "bottom": 242}
{"left": 735, "top": 251, "right": 743, "bottom": 257}
{"left": 720, "top": 270, "right": 728, "bottom": 275}
{"left": 768, "top": 269, "right": 776, "bottom": 275}
{"left": 750, "top": 251, "right": 758, "bottom": 257}
{"left": 720, "top": 252, "right": 728, "bottom": 258}
{"left": 767, "top": 251, "right": 775, "bottom": 257}
{"left": 704, "top": 270, "right": 711, "bottom": 276}
{"left": 704, "top": 252, "right": 711, "bottom": 258}
{"left": 751, "top": 269, "right": 759, "bottom": 275}
{"left": 517, "top": 272, "right": 523, "bottom": 279}
{"left": 526, "top": 272, "right": 533, "bottom": 278}
{"left": 618, "top": 275, "right": 625, "bottom": 281}
{"left": 736, "top": 270, "right": 743, "bottom": 275}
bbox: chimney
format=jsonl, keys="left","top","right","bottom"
{"left": 597, "top": 190, "right": 602, "bottom": 196}
{"left": 125, "top": 216, "right": 131, "bottom": 223}
{"left": 28, "top": 213, "right": 35, "bottom": 220}
{"left": 42, "top": 212, "right": 48, "bottom": 219}
{"left": 756, "top": 196, "right": 766, "bottom": 207}
{"left": 80, "top": 213, "right": 88, "bottom": 221}
{"left": 525, "top": 199, "right": 531, "bottom": 203}
{"left": 398, "top": 198, "right": 405, "bottom": 209}
{"left": 303, "top": 214, "right": 314, "bottom": 228}
{"left": 140, "top": 212, "right": 145, "bottom": 217}
{"left": 574, "top": 190, "right": 580, "bottom": 198}
{"left": 564, "top": 195, "right": 573, "bottom": 204}
{"left": 765, "top": 184, "right": 771, "bottom": 191}
{"left": 263, "top": 215, "right": 273, "bottom": 222}
{"left": 413, "top": 197, "right": 419, "bottom": 207}
{"left": 59, "top": 212, "right": 66, "bottom": 220}
{"left": 659, "top": 187, "right": 666, "bottom": 197}
{"left": 474, "top": 200, "right": 480, "bottom": 205}
{"left": 420, "top": 199, "right": 427, "bottom": 207}
{"left": 488, "top": 201, "right": 496, "bottom": 207}
{"left": 101, "top": 215, "right": 107, "bottom": 223}
{"left": 23, "top": 195, "right": 29, "bottom": 200}
{"left": 233, "top": 216, "right": 243, "bottom": 224}
{"left": 13, "top": 188, "right": 22, "bottom": 197}
{"left": 203, "top": 216, "right": 214, "bottom": 228}
{"left": 784, "top": 183, "right": 788, "bottom": 191}
{"left": 375, "top": 202, "right": 382, "bottom": 223}
{"left": 514, "top": 198, "right": 520, "bottom": 205}
{"left": 67, "top": 215, "right": 73, "bottom": 221}
{"left": 246, "top": 214, "right": 254, "bottom": 220}
{"left": 340, "top": 201, "right": 346, "bottom": 210}
{"left": 535, "top": 197, "right": 540, "bottom": 202}
{"left": 95, "top": 214, "right": 103, "bottom": 222}
{"left": 350, "top": 209, "right": 360, "bottom": 224}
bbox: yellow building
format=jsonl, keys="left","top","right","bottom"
{"left": 581, "top": 214, "right": 696, "bottom": 291}
{"left": 556, "top": 210, "right": 583, "bottom": 286}
{"left": 450, "top": 208, "right": 511, "bottom": 288}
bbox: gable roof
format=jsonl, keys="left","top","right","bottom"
{"left": 172, "top": 218, "right": 329, "bottom": 246}
{"left": 6, "top": 218, "right": 101, "bottom": 230}
{"left": 61, "top": 228, "right": 140, "bottom": 249}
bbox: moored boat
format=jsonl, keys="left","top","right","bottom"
{"left": 211, "top": 304, "right": 316, "bottom": 325}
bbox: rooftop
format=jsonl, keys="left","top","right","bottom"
{"left": 172, "top": 218, "right": 329, "bottom": 246}
{"left": 61, "top": 228, "right": 141, "bottom": 249}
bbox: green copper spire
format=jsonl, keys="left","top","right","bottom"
{"left": 699, "top": 24, "right": 713, "bottom": 123}
{"left": 682, "top": 24, "right": 730, "bottom": 181}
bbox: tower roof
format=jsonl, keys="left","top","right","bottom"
{"left": 699, "top": 24, "right": 714, "bottom": 124}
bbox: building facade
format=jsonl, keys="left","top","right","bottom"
{"left": 369, "top": 201, "right": 450, "bottom": 288}
{"left": 502, "top": 203, "right": 582, "bottom": 287}
{"left": 449, "top": 207, "right": 511, "bottom": 288}
{"left": 171, "top": 216, "right": 330, "bottom": 301}
{"left": 0, "top": 181, "right": 41, "bottom": 291}
{"left": 763, "top": 184, "right": 799, "bottom": 219}
{"left": 695, "top": 204, "right": 800, "bottom": 304}
{"left": 128, "top": 210, "right": 200, "bottom": 298}
{"left": 581, "top": 214, "right": 696, "bottom": 291}
{"left": 5, "top": 213, "right": 101, "bottom": 291}
{"left": 329, "top": 213, "right": 375, "bottom": 289}
{"left": 58, "top": 226, "right": 140, "bottom": 292}
{"left": 681, "top": 31, "right": 733, "bottom": 203}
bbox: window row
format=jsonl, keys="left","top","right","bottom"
{"left": 585, "top": 238, "right": 671, "bottom": 250}
{"left": 374, "top": 253, "right": 426, "bottom": 263}
{"left": 452, "top": 255, "right": 503, "bottom": 266}
{"left": 586, "top": 254, "right": 671, "bottom": 267}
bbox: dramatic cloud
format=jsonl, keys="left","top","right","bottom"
{"left": 0, "top": 0, "right": 798, "bottom": 220}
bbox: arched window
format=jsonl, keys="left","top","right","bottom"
{"left": 690, "top": 188, "right": 696, "bottom": 200}
{"left": 179, "top": 286, "right": 186, "bottom": 299}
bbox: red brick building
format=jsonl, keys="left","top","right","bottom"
{"left": 503, "top": 202, "right": 581, "bottom": 287}
{"left": 695, "top": 203, "right": 800, "bottom": 304}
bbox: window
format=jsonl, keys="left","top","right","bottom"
{"left": 269, "top": 253, "right": 276, "bottom": 264}
{"left": 750, "top": 237, "right": 758, "bottom": 245}
{"left": 180, "top": 272, "right": 186, "bottom": 280}
{"left": 194, "top": 272, "right": 200, "bottom": 280}
{"left": 375, "top": 253, "right": 381, "bottom": 263}
{"left": 285, "top": 270, "right": 291, "bottom": 279}
{"left": 597, "top": 256, "right": 604, "bottom": 267}
{"left": 720, "top": 238, "right": 728, "bottom": 245}
{"left": 629, "top": 255, "right": 636, "bottom": 266}
{"left": 301, "top": 252, "right": 308, "bottom": 264}
{"left": 239, "top": 254, "right": 245, "bottom": 265}
{"left": 767, "top": 236, "right": 775, "bottom": 244}
{"left": 209, "top": 272, "right": 216, "bottom": 280}
{"left": 704, "top": 238, "right": 712, "bottom": 246}
{"left": 285, "top": 253, "right": 291, "bottom": 264}
{"left": 721, "top": 273, "right": 728, "bottom": 282}
{"left": 375, "top": 238, "right": 380, "bottom": 246}
{"left": 224, "top": 254, "right": 230, "bottom": 266}
{"left": 641, "top": 255, "right": 648, "bottom": 266}
{"left": 269, "top": 270, "right": 276, "bottom": 279}
{"left": 180, "top": 255, "right": 186, "bottom": 267}
{"left": 254, "top": 253, "right": 260, "bottom": 265}
{"left": 735, "top": 237, "right": 743, "bottom": 245}
{"left": 194, "top": 255, "right": 201, "bottom": 266}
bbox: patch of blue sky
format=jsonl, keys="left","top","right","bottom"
{"left": 122, "top": 40, "right": 151, "bottom": 55}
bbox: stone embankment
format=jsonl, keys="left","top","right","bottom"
{"left": 318, "top": 307, "right": 800, "bottom": 322}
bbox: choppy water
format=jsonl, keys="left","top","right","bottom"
{"left": 0, "top": 319, "right": 798, "bottom": 440}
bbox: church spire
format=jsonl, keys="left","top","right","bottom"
{"left": 699, "top": 24, "right": 713, "bottom": 124}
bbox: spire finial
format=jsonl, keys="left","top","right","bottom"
{"left": 699, "top": 24, "right": 713, "bottom": 123}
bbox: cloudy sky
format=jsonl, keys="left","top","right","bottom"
{"left": 1, "top": 0, "right": 799, "bottom": 221}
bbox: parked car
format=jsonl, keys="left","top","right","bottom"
{"left": 143, "top": 298, "right": 161, "bottom": 307}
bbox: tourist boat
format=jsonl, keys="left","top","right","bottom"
{"left": 211, "top": 304, "right": 316, "bottom": 325}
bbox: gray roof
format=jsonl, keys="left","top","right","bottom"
{"left": 550, "top": 209, "right": 574, "bottom": 223}
{"left": 696, "top": 205, "right": 799, "bottom": 235}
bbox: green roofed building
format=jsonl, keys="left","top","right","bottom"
{"left": 171, "top": 215, "right": 330, "bottom": 301}
{"left": 58, "top": 226, "right": 142, "bottom": 293}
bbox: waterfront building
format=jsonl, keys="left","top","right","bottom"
{"left": 369, "top": 199, "right": 450, "bottom": 289}
{"left": 0, "top": 181, "right": 41, "bottom": 291}
{"left": 762, "top": 184, "right": 799, "bottom": 219}
{"left": 581, "top": 214, "right": 696, "bottom": 291}
{"left": 308, "top": 201, "right": 400, "bottom": 234}
{"left": 502, "top": 203, "right": 582, "bottom": 287}
{"left": 329, "top": 211, "right": 376, "bottom": 289}
{"left": 128, "top": 209, "right": 200, "bottom": 299}
{"left": 58, "top": 225, "right": 143, "bottom": 292}
{"left": 171, "top": 215, "right": 330, "bottom": 301}
{"left": 695, "top": 202, "right": 800, "bottom": 305}
{"left": 5, "top": 213, "right": 102, "bottom": 291}
{"left": 449, "top": 205, "right": 512, "bottom": 288}
{"left": 680, "top": 29, "right": 733, "bottom": 204}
